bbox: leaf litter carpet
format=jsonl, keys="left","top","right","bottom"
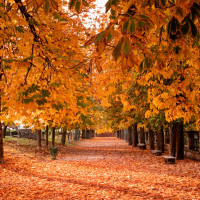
{"left": 0, "top": 137, "right": 200, "bottom": 200}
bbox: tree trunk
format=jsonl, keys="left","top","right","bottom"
{"left": 37, "top": 129, "right": 42, "bottom": 150}
{"left": 61, "top": 129, "right": 66, "bottom": 145}
{"left": 157, "top": 125, "right": 164, "bottom": 153}
{"left": 175, "top": 121, "right": 184, "bottom": 160}
{"left": 139, "top": 127, "right": 145, "bottom": 144}
{"left": 170, "top": 123, "right": 176, "bottom": 157}
{"left": 132, "top": 123, "right": 138, "bottom": 147}
{"left": 148, "top": 127, "right": 155, "bottom": 150}
{"left": 89, "top": 129, "right": 92, "bottom": 139}
{"left": 117, "top": 130, "right": 119, "bottom": 138}
{"left": 125, "top": 129, "right": 128, "bottom": 142}
{"left": 82, "top": 129, "right": 86, "bottom": 139}
{"left": 73, "top": 128, "right": 80, "bottom": 141}
{"left": 0, "top": 121, "right": 3, "bottom": 164}
{"left": 127, "top": 126, "right": 132, "bottom": 145}
{"left": 45, "top": 125, "right": 48, "bottom": 148}
{"left": 121, "top": 129, "right": 125, "bottom": 140}
{"left": 164, "top": 130, "right": 170, "bottom": 144}
{"left": 187, "top": 131, "right": 195, "bottom": 150}
{"left": 67, "top": 132, "right": 70, "bottom": 140}
{"left": 119, "top": 130, "right": 121, "bottom": 139}
{"left": 3, "top": 125, "right": 7, "bottom": 138}
{"left": 52, "top": 127, "right": 56, "bottom": 146}
{"left": 0, "top": 73, "right": 4, "bottom": 163}
{"left": 91, "top": 129, "right": 95, "bottom": 138}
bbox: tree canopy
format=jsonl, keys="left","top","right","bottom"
{"left": 0, "top": 0, "right": 200, "bottom": 133}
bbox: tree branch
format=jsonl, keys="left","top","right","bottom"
{"left": 14, "top": 0, "right": 43, "bottom": 44}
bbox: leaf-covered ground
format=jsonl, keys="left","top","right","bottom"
{"left": 0, "top": 137, "right": 200, "bottom": 200}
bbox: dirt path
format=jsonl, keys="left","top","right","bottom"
{"left": 1, "top": 137, "right": 200, "bottom": 200}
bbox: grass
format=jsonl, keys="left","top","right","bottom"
{"left": 4, "top": 135, "right": 80, "bottom": 149}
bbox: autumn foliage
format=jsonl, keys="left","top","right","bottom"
{"left": 0, "top": 0, "right": 200, "bottom": 165}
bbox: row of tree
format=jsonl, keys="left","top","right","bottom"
{"left": 1, "top": 0, "right": 200, "bottom": 164}
{"left": 116, "top": 121, "right": 184, "bottom": 160}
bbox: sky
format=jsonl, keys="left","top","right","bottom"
{"left": 96, "top": 0, "right": 108, "bottom": 11}
{"left": 82, "top": 0, "right": 109, "bottom": 29}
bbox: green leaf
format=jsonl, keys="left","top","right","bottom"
{"left": 138, "top": 14, "right": 149, "bottom": 19}
{"left": 75, "top": 1, "right": 81, "bottom": 13}
{"left": 106, "top": 32, "right": 113, "bottom": 42}
{"left": 69, "top": 0, "right": 75, "bottom": 9}
{"left": 155, "top": 0, "right": 159, "bottom": 8}
{"left": 44, "top": 0, "right": 50, "bottom": 14}
{"left": 41, "top": 89, "right": 50, "bottom": 97}
{"left": 82, "top": 0, "right": 89, "bottom": 6}
{"left": 36, "top": 99, "right": 47, "bottom": 106}
{"left": 0, "top": 3, "right": 5, "bottom": 8}
{"left": 113, "top": 37, "right": 124, "bottom": 61}
{"left": 138, "top": 21, "right": 144, "bottom": 28}
{"left": 161, "top": 0, "right": 166, "bottom": 7}
{"left": 128, "top": 18, "right": 135, "bottom": 34}
{"left": 51, "top": 0, "right": 58, "bottom": 9}
{"left": 15, "top": 26, "right": 24, "bottom": 33}
{"left": 122, "top": 20, "right": 129, "bottom": 34}
{"left": 139, "top": 61, "right": 144, "bottom": 72}
{"left": 189, "top": 18, "right": 198, "bottom": 37}
{"left": 176, "top": 7, "right": 183, "bottom": 17}
{"left": 110, "top": 9, "right": 116, "bottom": 19}
{"left": 170, "top": 17, "right": 177, "bottom": 34}
{"left": 52, "top": 102, "right": 63, "bottom": 110}
{"left": 53, "top": 14, "right": 68, "bottom": 22}
{"left": 144, "top": 57, "right": 151, "bottom": 68}
{"left": 167, "top": 20, "right": 171, "bottom": 35}
{"left": 105, "top": 0, "right": 111, "bottom": 13}
{"left": 170, "top": 17, "right": 180, "bottom": 35}
{"left": 173, "top": 46, "right": 181, "bottom": 54}
{"left": 122, "top": 39, "right": 131, "bottom": 57}
{"left": 22, "top": 55, "right": 35, "bottom": 62}
{"left": 22, "top": 98, "right": 33, "bottom": 104}
{"left": 50, "top": 82, "right": 61, "bottom": 88}
{"left": 2, "top": 106, "right": 8, "bottom": 112}
{"left": 95, "top": 31, "right": 106, "bottom": 44}
{"left": 181, "top": 20, "right": 190, "bottom": 35}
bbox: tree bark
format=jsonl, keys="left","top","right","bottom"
{"left": 187, "top": 131, "right": 195, "bottom": 150}
{"left": 119, "top": 130, "right": 121, "bottom": 139}
{"left": 73, "top": 128, "right": 80, "bottom": 141}
{"left": 157, "top": 125, "right": 164, "bottom": 153}
{"left": 139, "top": 127, "right": 145, "bottom": 144}
{"left": 82, "top": 129, "right": 86, "bottom": 139}
{"left": 37, "top": 129, "right": 42, "bottom": 150}
{"left": 0, "top": 122, "right": 3, "bottom": 164}
{"left": 117, "top": 130, "right": 119, "bottom": 138}
{"left": 170, "top": 123, "right": 176, "bottom": 157}
{"left": 148, "top": 127, "right": 155, "bottom": 150}
{"left": 0, "top": 72, "right": 4, "bottom": 163}
{"left": 3, "top": 124, "right": 7, "bottom": 138}
{"left": 127, "top": 126, "right": 132, "bottom": 145}
{"left": 164, "top": 130, "right": 170, "bottom": 144}
{"left": 61, "top": 129, "right": 66, "bottom": 145}
{"left": 175, "top": 121, "right": 184, "bottom": 160}
{"left": 132, "top": 123, "right": 138, "bottom": 147}
{"left": 125, "top": 129, "right": 128, "bottom": 142}
{"left": 45, "top": 125, "right": 48, "bottom": 148}
{"left": 91, "top": 129, "right": 95, "bottom": 138}
{"left": 52, "top": 127, "right": 56, "bottom": 146}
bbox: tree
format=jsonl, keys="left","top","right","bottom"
{"left": 61, "top": 128, "right": 67, "bottom": 146}
{"left": 52, "top": 127, "right": 56, "bottom": 147}
{"left": 45, "top": 125, "right": 49, "bottom": 148}
{"left": 37, "top": 129, "right": 42, "bottom": 150}
{"left": 148, "top": 127, "right": 155, "bottom": 150}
